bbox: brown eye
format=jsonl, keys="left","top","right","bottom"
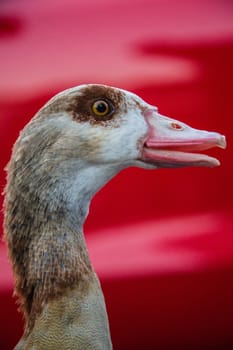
{"left": 91, "top": 100, "right": 112, "bottom": 117}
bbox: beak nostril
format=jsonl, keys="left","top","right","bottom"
{"left": 171, "top": 122, "right": 183, "bottom": 130}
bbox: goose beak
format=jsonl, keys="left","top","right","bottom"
{"left": 142, "top": 109, "right": 226, "bottom": 168}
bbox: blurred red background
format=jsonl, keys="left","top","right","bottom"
{"left": 0, "top": 0, "right": 233, "bottom": 349}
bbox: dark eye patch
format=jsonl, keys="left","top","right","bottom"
{"left": 71, "top": 85, "right": 125, "bottom": 124}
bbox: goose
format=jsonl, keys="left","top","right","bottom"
{"left": 3, "top": 84, "right": 226, "bottom": 350}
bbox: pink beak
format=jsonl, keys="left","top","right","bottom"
{"left": 142, "top": 109, "right": 226, "bottom": 168}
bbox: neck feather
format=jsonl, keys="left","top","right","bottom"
{"left": 4, "top": 141, "right": 119, "bottom": 333}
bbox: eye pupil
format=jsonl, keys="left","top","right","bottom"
{"left": 96, "top": 102, "right": 107, "bottom": 113}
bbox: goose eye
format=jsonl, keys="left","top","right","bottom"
{"left": 91, "top": 100, "right": 112, "bottom": 117}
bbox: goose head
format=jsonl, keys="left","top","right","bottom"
{"left": 9, "top": 84, "right": 225, "bottom": 223}
{"left": 12, "top": 84, "right": 226, "bottom": 212}
{"left": 8, "top": 84, "right": 226, "bottom": 222}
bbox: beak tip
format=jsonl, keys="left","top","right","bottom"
{"left": 219, "top": 135, "right": 227, "bottom": 149}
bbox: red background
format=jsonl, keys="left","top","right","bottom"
{"left": 0, "top": 0, "right": 233, "bottom": 349}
